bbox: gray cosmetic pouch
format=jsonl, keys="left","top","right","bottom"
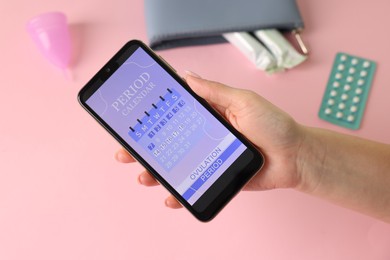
{"left": 144, "top": 0, "right": 304, "bottom": 50}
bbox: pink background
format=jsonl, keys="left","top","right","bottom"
{"left": 1, "top": 0, "right": 390, "bottom": 259}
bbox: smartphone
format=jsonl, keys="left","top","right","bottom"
{"left": 78, "top": 40, "right": 264, "bottom": 222}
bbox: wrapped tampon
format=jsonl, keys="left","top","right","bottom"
{"left": 223, "top": 32, "right": 281, "bottom": 73}
{"left": 253, "top": 29, "right": 307, "bottom": 69}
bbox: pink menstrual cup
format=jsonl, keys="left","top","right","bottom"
{"left": 27, "top": 12, "right": 71, "bottom": 76}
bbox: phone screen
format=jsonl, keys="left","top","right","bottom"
{"left": 79, "top": 41, "right": 263, "bottom": 221}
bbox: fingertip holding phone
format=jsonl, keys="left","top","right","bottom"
{"left": 78, "top": 40, "right": 264, "bottom": 221}
{"left": 27, "top": 12, "right": 72, "bottom": 79}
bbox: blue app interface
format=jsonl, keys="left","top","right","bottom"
{"left": 86, "top": 47, "right": 247, "bottom": 205}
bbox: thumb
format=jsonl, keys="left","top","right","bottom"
{"left": 185, "top": 73, "right": 242, "bottom": 111}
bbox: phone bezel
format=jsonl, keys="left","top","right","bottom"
{"left": 78, "top": 40, "right": 264, "bottom": 222}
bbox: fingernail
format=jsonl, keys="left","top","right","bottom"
{"left": 137, "top": 174, "right": 143, "bottom": 184}
{"left": 114, "top": 152, "right": 119, "bottom": 161}
{"left": 115, "top": 152, "right": 121, "bottom": 161}
{"left": 116, "top": 152, "right": 127, "bottom": 162}
{"left": 184, "top": 70, "right": 202, "bottom": 78}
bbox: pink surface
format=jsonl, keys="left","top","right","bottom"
{"left": 1, "top": 0, "right": 390, "bottom": 259}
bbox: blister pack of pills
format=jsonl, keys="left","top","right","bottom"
{"left": 319, "top": 53, "right": 376, "bottom": 130}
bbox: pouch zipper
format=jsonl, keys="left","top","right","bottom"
{"left": 292, "top": 28, "right": 309, "bottom": 55}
